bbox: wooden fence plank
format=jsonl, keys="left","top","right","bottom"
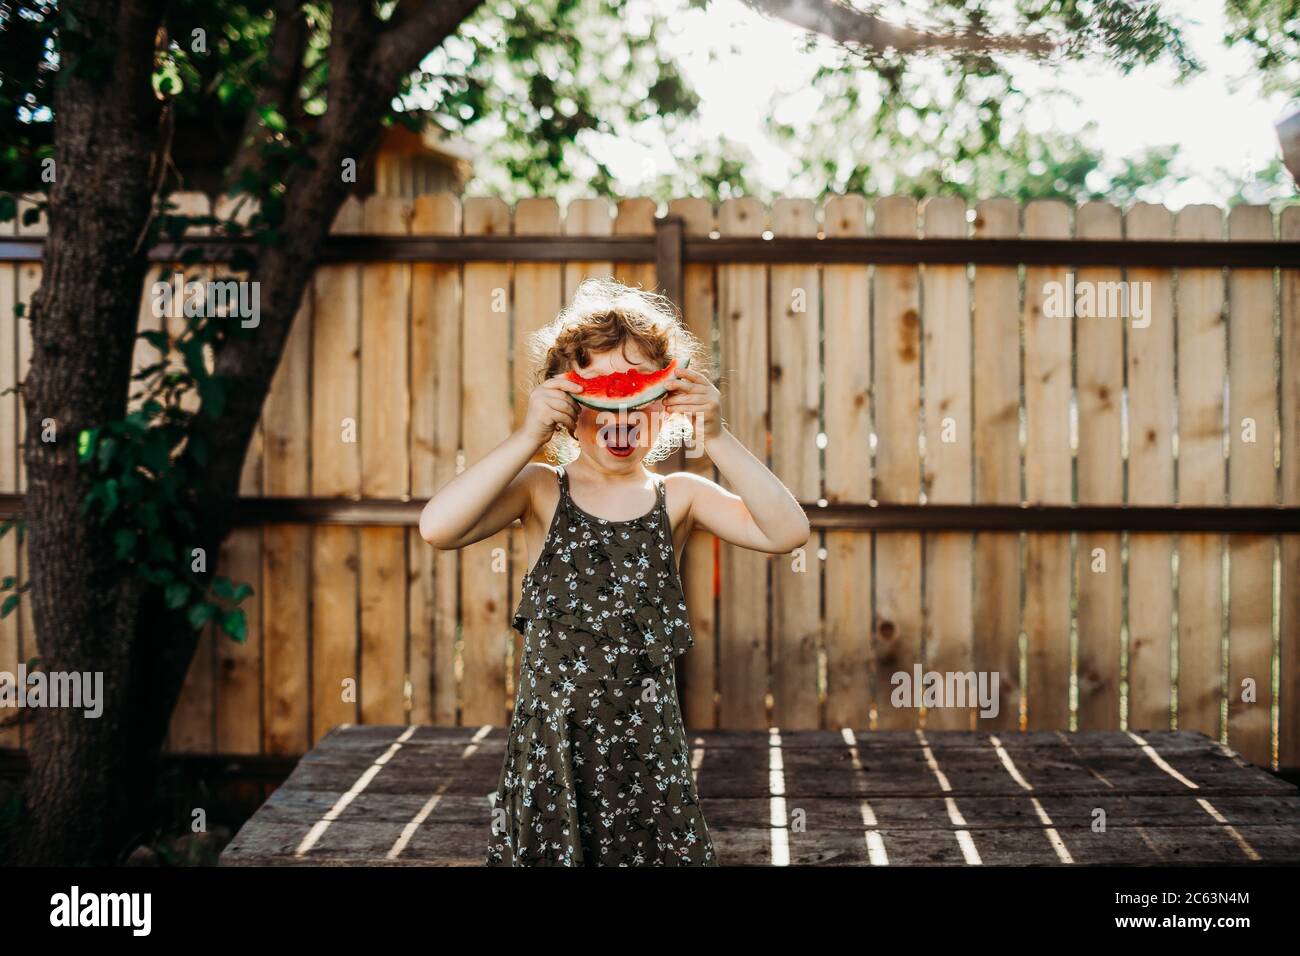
{"left": 167, "top": 192, "right": 211, "bottom": 416}
{"left": 169, "top": 624, "right": 215, "bottom": 753}
{"left": 1226, "top": 205, "right": 1276, "bottom": 767}
{"left": 1282, "top": 206, "right": 1300, "bottom": 768}
{"left": 873, "top": 195, "right": 923, "bottom": 731}
{"left": 920, "top": 196, "right": 973, "bottom": 731}
{"left": 1022, "top": 200, "right": 1072, "bottom": 730}
{"left": 460, "top": 197, "right": 512, "bottom": 725}
{"left": 223, "top": 195, "right": 262, "bottom": 486}
{"left": 770, "top": 198, "right": 821, "bottom": 728}
{"left": 971, "top": 199, "right": 1022, "bottom": 731}
{"left": 1126, "top": 203, "right": 1176, "bottom": 731}
{"left": 134, "top": 192, "right": 208, "bottom": 417}
{"left": 259, "top": 289, "right": 312, "bottom": 755}
{"left": 359, "top": 527, "right": 407, "bottom": 723}
{"left": 13, "top": 194, "right": 42, "bottom": 458}
{"left": 409, "top": 193, "right": 461, "bottom": 726}
{"left": 162, "top": 195, "right": 219, "bottom": 754}
{"left": 512, "top": 198, "right": 563, "bottom": 430}
{"left": 563, "top": 198, "right": 613, "bottom": 298}
{"left": 0, "top": 206, "right": 17, "bottom": 749}
{"left": 1074, "top": 201, "right": 1123, "bottom": 730}
{"left": 310, "top": 197, "right": 363, "bottom": 743}
{"left": 1174, "top": 205, "right": 1226, "bottom": 741}
{"left": 130, "top": 262, "right": 163, "bottom": 415}
{"left": 718, "top": 197, "right": 769, "bottom": 728}
{"left": 0, "top": 206, "right": 14, "bottom": 496}
{"left": 216, "top": 525, "right": 263, "bottom": 755}
{"left": 508, "top": 198, "right": 562, "bottom": 705}
{"left": 668, "top": 197, "right": 719, "bottom": 729}
{"left": 360, "top": 196, "right": 411, "bottom": 726}
{"left": 823, "top": 195, "right": 873, "bottom": 729}
{"left": 14, "top": 196, "right": 42, "bottom": 749}
{"left": 613, "top": 197, "right": 657, "bottom": 292}
{"left": 212, "top": 195, "right": 264, "bottom": 754}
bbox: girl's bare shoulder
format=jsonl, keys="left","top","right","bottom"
{"left": 522, "top": 460, "right": 561, "bottom": 481}
{"left": 516, "top": 461, "right": 561, "bottom": 519}
{"left": 520, "top": 460, "right": 560, "bottom": 490}
{"left": 661, "top": 470, "right": 719, "bottom": 507}
{"left": 662, "top": 470, "right": 716, "bottom": 488}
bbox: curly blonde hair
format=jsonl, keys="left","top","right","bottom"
{"left": 523, "top": 277, "right": 712, "bottom": 465}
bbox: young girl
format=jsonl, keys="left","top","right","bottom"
{"left": 419, "top": 278, "right": 809, "bottom": 867}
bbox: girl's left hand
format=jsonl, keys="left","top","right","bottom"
{"left": 662, "top": 366, "right": 724, "bottom": 442}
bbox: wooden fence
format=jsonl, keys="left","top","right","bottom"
{"left": 1, "top": 192, "right": 1298, "bottom": 770}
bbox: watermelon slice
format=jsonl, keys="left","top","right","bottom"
{"left": 566, "top": 357, "right": 690, "bottom": 411}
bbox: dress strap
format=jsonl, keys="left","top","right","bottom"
{"left": 553, "top": 464, "right": 572, "bottom": 515}
{"left": 653, "top": 472, "right": 672, "bottom": 534}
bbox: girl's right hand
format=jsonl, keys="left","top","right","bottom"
{"left": 522, "top": 375, "right": 584, "bottom": 445}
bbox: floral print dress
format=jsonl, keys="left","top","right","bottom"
{"left": 485, "top": 464, "right": 717, "bottom": 866}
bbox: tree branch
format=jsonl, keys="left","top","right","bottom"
{"left": 742, "top": 0, "right": 1054, "bottom": 57}
{"left": 374, "top": 0, "right": 485, "bottom": 87}
{"left": 225, "top": 0, "right": 311, "bottom": 194}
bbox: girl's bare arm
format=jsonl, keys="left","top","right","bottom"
{"left": 663, "top": 368, "right": 810, "bottom": 554}
{"left": 419, "top": 375, "right": 582, "bottom": 549}
{"left": 677, "top": 433, "right": 810, "bottom": 553}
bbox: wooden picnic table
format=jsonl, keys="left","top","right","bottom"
{"left": 220, "top": 726, "right": 1300, "bottom": 866}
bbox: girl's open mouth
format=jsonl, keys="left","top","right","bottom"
{"left": 599, "top": 421, "right": 642, "bottom": 457}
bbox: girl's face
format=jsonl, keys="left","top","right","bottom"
{"left": 568, "top": 344, "right": 668, "bottom": 468}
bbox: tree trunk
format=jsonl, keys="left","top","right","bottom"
{"left": 10, "top": 0, "right": 481, "bottom": 865}
{"left": 9, "top": 4, "right": 387, "bottom": 867}
{"left": 9, "top": 0, "right": 168, "bottom": 864}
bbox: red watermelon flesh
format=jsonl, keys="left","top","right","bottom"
{"left": 566, "top": 357, "right": 688, "bottom": 411}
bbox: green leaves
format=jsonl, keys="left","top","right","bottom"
{"left": 187, "top": 601, "right": 216, "bottom": 630}
{"left": 222, "top": 609, "right": 248, "bottom": 644}
{"left": 80, "top": 305, "right": 252, "bottom": 644}
{"left": 140, "top": 430, "right": 172, "bottom": 474}
{"left": 77, "top": 427, "right": 98, "bottom": 463}
{"left": 186, "top": 434, "right": 209, "bottom": 468}
{"left": 165, "top": 581, "right": 191, "bottom": 611}
{"left": 140, "top": 329, "right": 170, "bottom": 353}
{"left": 212, "top": 576, "right": 253, "bottom": 603}
{"left": 197, "top": 375, "right": 227, "bottom": 419}
{"left": 0, "top": 569, "right": 26, "bottom": 619}
{"left": 82, "top": 477, "right": 120, "bottom": 520}
{"left": 113, "top": 528, "right": 138, "bottom": 561}
{"left": 257, "top": 105, "right": 288, "bottom": 135}
{"left": 185, "top": 592, "right": 251, "bottom": 643}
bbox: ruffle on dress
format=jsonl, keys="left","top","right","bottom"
{"left": 511, "top": 471, "right": 694, "bottom": 671}
{"left": 532, "top": 594, "right": 691, "bottom": 670}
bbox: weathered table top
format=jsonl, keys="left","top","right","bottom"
{"left": 220, "top": 726, "right": 1300, "bottom": 866}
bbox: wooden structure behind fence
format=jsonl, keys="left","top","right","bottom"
{"left": 1, "top": 192, "right": 1298, "bottom": 770}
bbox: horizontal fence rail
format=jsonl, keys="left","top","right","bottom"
{"left": 1, "top": 494, "right": 1297, "bottom": 533}
{"left": 1, "top": 191, "right": 1297, "bottom": 777}
{"left": 4, "top": 232, "right": 1300, "bottom": 267}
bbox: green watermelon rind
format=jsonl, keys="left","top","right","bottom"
{"left": 569, "top": 356, "right": 691, "bottom": 412}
